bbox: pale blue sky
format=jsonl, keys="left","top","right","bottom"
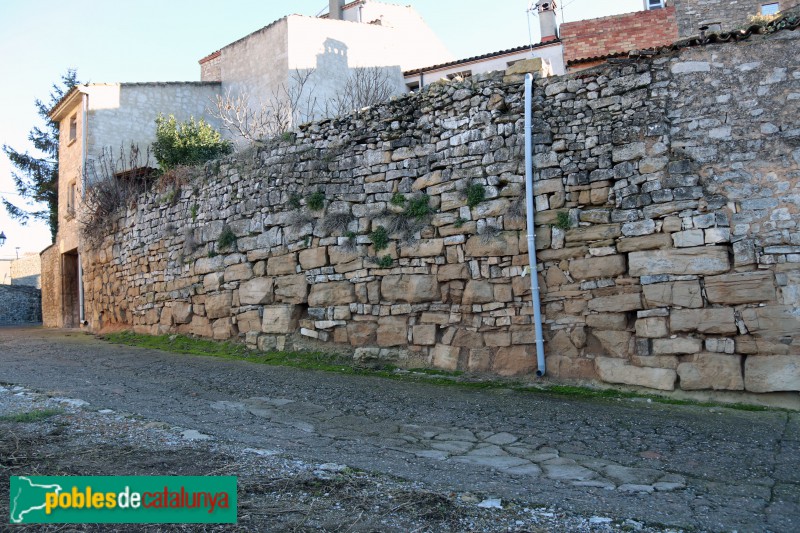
{"left": 0, "top": 0, "right": 642, "bottom": 257}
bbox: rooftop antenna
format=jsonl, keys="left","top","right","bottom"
{"left": 526, "top": 0, "right": 538, "bottom": 52}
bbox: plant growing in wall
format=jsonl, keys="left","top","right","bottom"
{"left": 217, "top": 225, "right": 237, "bottom": 251}
{"left": 554, "top": 211, "right": 571, "bottom": 230}
{"left": 369, "top": 226, "right": 389, "bottom": 251}
{"left": 390, "top": 192, "right": 406, "bottom": 207}
{"left": 288, "top": 193, "right": 302, "bottom": 210}
{"left": 321, "top": 212, "right": 354, "bottom": 236}
{"left": 152, "top": 114, "right": 232, "bottom": 170}
{"left": 376, "top": 255, "right": 393, "bottom": 268}
{"left": 465, "top": 183, "right": 486, "bottom": 208}
{"left": 386, "top": 193, "right": 434, "bottom": 244}
{"left": 307, "top": 190, "right": 325, "bottom": 211}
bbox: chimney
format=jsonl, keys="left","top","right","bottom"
{"left": 536, "top": 1, "right": 559, "bottom": 42}
{"left": 329, "top": 0, "right": 344, "bottom": 20}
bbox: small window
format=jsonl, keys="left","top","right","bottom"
{"left": 645, "top": 0, "right": 665, "bottom": 9}
{"left": 68, "top": 114, "right": 77, "bottom": 143}
{"left": 66, "top": 181, "right": 77, "bottom": 218}
{"left": 761, "top": 3, "right": 780, "bottom": 15}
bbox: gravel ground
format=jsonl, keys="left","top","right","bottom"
{"left": 1, "top": 383, "right": 675, "bottom": 532}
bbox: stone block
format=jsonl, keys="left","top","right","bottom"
{"left": 308, "top": 281, "right": 355, "bottom": 307}
{"left": 705, "top": 338, "right": 735, "bottom": 354}
{"left": 465, "top": 233, "right": 519, "bottom": 257}
{"left": 267, "top": 254, "right": 297, "bottom": 276}
{"left": 194, "top": 256, "right": 224, "bottom": 275}
{"left": 635, "top": 317, "right": 668, "bottom": 338}
{"left": 412, "top": 325, "right": 437, "bottom": 345}
{"left": 380, "top": 275, "right": 439, "bottom": 303}
{"left": 741, "top": 306, "right": 799, "bottom": 338}
{"left": 492, "top": 346, "right": 536, "bottom": 376}
{"left": 735, "top": 336, "right": 790, "bottom": 356}
{"left": 586, "top": 313, "right": 628, "bottom": 331}
{"left": 224, "top": 263, "right": 253, "bottom": 282}
{"left": 671, "top": 309, "right": 737, "bottom": 335}
{"left": 643, "top": 281, "right": 703, "bottom": 309}
{"left": 569, "top": 255, "right": 626, "bottom": 280}
{"left": 299, "top": 247, "right": 328, "bottom": 270}
{"left": 347, "top": 321, "right": 377, "bottom": 346}
{"left": 212, "top": 318, "right": 235, "bottom": 340}
{"left": 262, "top": 305, "right": 300, "bottom": 334}
{"left": 205, "top": 292, "right": 233, "bottom": 319}
{"left": 652, "top": 337, "right": 703, "bottom": 355}
{"left": 505, "top": 57, "right": 543, "bottom": 75}
{"left": 239, "top": 277, "right": 274, "bottom": 305}
{"left": 565, "top": 224, "right": 621, "bottom": 243}
{"left": 548, "top": 330, "right": 579, "bottom": 357}
{"left": 704, "top": 271, "right": 775, "bottom": 305}
{"left": 463, "top": 280, "right": 494, "bottom": 305}
{"left": 236, "top": 310, "right": 261, "bottom": 333}
{"left": 594, "top": 357, "right": 676, "bottom": 391}
{"left": 744, "top": 355, "right": 800, "bottom": 393}
{"left": 468, "top": 348, "right": 493, "bottom": 372}
{"left": 629, "top": 247, "right": 730, "bottom": 277}
{"left": 484, "top": 331, "right": 511, "bottom": 347}
{"left": 671, "top": 230, "right": 704, "bottom": 248}
{"left": 677, "top": 354, "right": 743, "bottom": 390}
{"left": 587, "top": 292, "right": 642, "bottom": 312}
{"left": 452, "top": 329, "right": 484, "bottom": 348}
{"left": 172, "top": 302, "right": 193, "bottom": 324}
{"left": 432, "top": 345, "right": 461, "bottom": 371}
{"left": 203, "top": 272, "right": 224, "bottom": 291}
{"left": 189, "top": 316, "right": 213, "bottom": 338}
{"left": 377, "top": 317, "right": 408, "bottom": 347}
{"left": 592, "top": 330, "right": 633, "bottom": 358}
{"left": 437, "top": 264, "right": 469, "bottom": 281}
{"left": 274, "top": 274, "right": 308, "bottom": 304}
{"left": 616, "top": 233, "right": 672, "bottom": 253}
{"left": 400, "top": 239, "right": 444, "bottom": 258}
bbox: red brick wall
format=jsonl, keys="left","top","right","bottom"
{"left": 561, "top": 7, "right": 680, "bottom": 65}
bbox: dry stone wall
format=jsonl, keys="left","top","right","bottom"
{"left": 0, "top": 285, "right": 42, "bottom": 324}
{"left": 82, "top": 29, "right": 800, "bottom": 397}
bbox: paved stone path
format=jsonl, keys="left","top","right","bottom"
{"left": 1, "top": 326, "right": 798, "bottom": 532}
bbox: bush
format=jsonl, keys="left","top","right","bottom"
{"left": 307, "top": 190, "right": 326, "bottom": 211}
{"left": 465, "top": 183, "right": 486, "bottom": 208}
{"left": 152, "top": 114, "right": 232, "bottom": 170}
{"left": 369, "top": 226, "right": 389, "bottom": 251}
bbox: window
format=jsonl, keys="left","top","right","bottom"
{"left": 645, "top": 0, "right": 665, "bottom": 9}
{"left": 66, "top": 181, "right": 77, "bottom": 218}
{"left": 406, "top": 81, "right": 420, "bottom": 92}
{"left": 761, "top": 3, "right": 780, "bottom": 15}
{"left": 68, "top": 114, "right": 77, "bottom": 144}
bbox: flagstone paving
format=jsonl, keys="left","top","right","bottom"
{"left": 1, "top": 326, "right": 798, "bottom": 532}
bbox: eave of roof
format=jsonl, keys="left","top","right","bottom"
{"left": 48, "top": 85, "right": 84, "bottom": 122}
{"left": 404, "top": 40, "right": 561, "bottom": 76}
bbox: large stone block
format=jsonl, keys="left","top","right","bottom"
{"left": 594, "top": 357, "right": 676, "bottom": 391}
{"left": 262, "top": 304, "right": 300, "bottom": 334}
{"left": 239, "top": 277, "right": 274, "bottom": 305}
{"left": 741, "top": 306, "right": 799, "bottom": 338}
{"left": 224, "top": 263, "right": 253, "bottom": 282}
{"left": 274, "top": 274, "right": 309, "bottom": 304}
{"left": 635, "top": 317, "right": 668, "bottom": 338}
{"left": 437, "top": 263, "right": 469, "bottom": 281}
{"left": 616, "top": 233, "right": 673, "bottom": 253}
{"left": 652, "top": 337, "right": 703, "bottom": 355}
{"left": 586, "top": 313, "right": 628, "bottom": 331}
{"left": 462, "top": 280, "right": 494, "bottom": 305}
{"left": 235, "top": 310, "right": 261, "bottom": 333}
{"left": 380, "top": 275, "right": 439, "bottom": 303}
{"left": 205, "top": 292, "right": 233, "bottom": 319}
{"left": 677, "top": 354, "right": 743, "bottom": 390}
{"left": 299, "top": 247, "right": 328, "bottom": 270}
{"left": 704, "top": 271, "right": 776, "bottom": 305}
{"left": 492, "top": 346, "right": 536, "bottom": 376}
{"left": 412, "top": 325, "right": 437, "bottom": 345}
{"left": 643, "top": 281, "right": 703, "bottom": 309}
{"left": 671, "top": 309, "right": 737, "bottom": 335}
{"left": 744, "top": 355, "right": 800, "bottom": 393}
{"left": 465, "top": 233, "right": 520, "bottom": 257}
{"left": 569, "top": 255, "right": 626, "bottom": 280}
{"left": 194, "top": 256, "right": 224, "bottom": 275}
{"left": 172, "top": 302, "right": 193, "bottom": 324}
{"left": 308, "top": 281, "right": 355, "bottom": 307}
{"left": 432, "top": 345, "right": 461, "bottom": 371}
{"left": 565, "top": 224, "right": 621, "bottom": 243}
{"left": 592, "top": 330, "right": 633, "bottom": 358}
{"left": 629, "top": 247, "right": 730, "bottom": 277}
{"left": 347, "top": 321, "right": 377, "bottom": 346}
{"left": 267, "top": 254, "right": 297, "bottom": 276}
{"left": 587, "top": 292, "right": 642, "bottom": 312}
{"left": 377, "top": 317, "right": 408, "bottom": 347}
{"left": 400, "top": 239, "right": 444, "bottom": 258}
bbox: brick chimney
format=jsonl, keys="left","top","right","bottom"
{"left": 329, "top": 0, "right": 344, "bottom": 20}
{"left": 536, "top": 0, "right": 559, "bottom": 42}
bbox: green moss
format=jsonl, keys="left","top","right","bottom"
{"left": 369, "top": 226, "right": 389, "bottom": 251}
{"left": 307, "top": 190, "right": 325, "bottom": 211}
{"left": 465, "top": 183, "right": 486, "bottom": 208}
{"left": 0, "top": 409, "right": 63, "bottom": 423}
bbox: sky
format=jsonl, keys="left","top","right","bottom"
{"left": 0, "top": 0, "right": 643, "bottom": 258}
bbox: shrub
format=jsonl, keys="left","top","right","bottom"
{"left": 369, "top": 226, "right": 389, "bottom": 251}
{"left": 377, "top": 255, "right": 393, "bottom": 268}
{"left": 288, "top": 193, "right": 302, "bottom": 210}
{"left": 152, "top": 114, "right": 232, "bottom": 170}
{"left": 465, "top": 183, "right": 486, "bottom": 208}
{"left": 307, "top": 190, "right": 325, "bottom": 211}
{"left": 405, "top": 194, "right": 433, "bottom": 220}
{"left": 217, "top": 225, "right": 236, "bottom": 250}
{"left": 390, "top": 192, "right": 406, "bottom": 207}
{"left": 555, "top": 211, "right": 571, "bottom": 230}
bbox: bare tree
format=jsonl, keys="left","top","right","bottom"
{"left": 326, "top": 66, "right": 396, "bottom": 117}
{"left": 208, "top": 69, "right": 319, "bottom": 146}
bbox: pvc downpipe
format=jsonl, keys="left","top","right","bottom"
{"left": 524, "top": 73, "right": 546, "bottom": 377}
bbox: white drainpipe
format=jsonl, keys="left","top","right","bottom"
{"left": 524, "top": 73, "right": 546, "bottom": 376}
{"left": 78, "top": 91, "right": 88, "bottom": 326}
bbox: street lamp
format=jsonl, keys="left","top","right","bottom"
{"left": 0, "top": 231, "right": 6, "bottom": 247}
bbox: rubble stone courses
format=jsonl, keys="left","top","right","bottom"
{"left": 81, "top": 29, "right": 799, "bottom": 397}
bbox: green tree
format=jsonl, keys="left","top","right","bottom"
{"left": 2, "top": 70, "right": 80, "bottom": 242}
{"left": 151, "top": 114, "right": 232, "bottom": 171}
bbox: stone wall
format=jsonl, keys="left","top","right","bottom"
{"left": 10, "top": 253, "right": 42, "bottom": 288}
{"left": 82, "top": 28, "right": 800, "bottom": 396}
{"left": 0, "top": 285, "right": 42, "bottom": 325}
{"left": 672, "top": 0, "right": 795, "bottom": 36}
{"left": 40, "top": 245, "right": 62, "bottom": 328}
